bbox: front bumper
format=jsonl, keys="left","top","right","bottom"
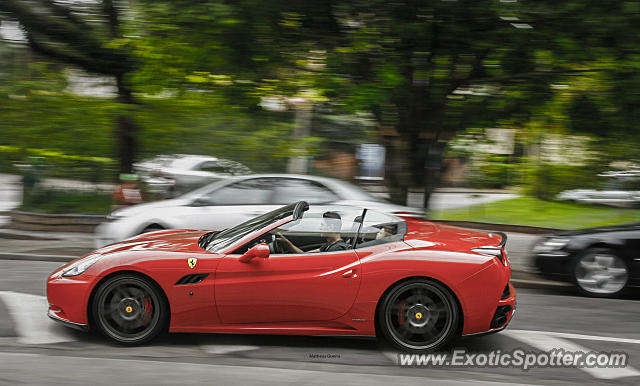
{"left": 47, "top": 271, "right": 96, "bottom": 329}
{"left": 533, "top": 252, "right": 572, "bottom": 281}
{"left": 48, "top": 309, "right": 89, "bottom": 331}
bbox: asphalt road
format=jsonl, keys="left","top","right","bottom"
{"left": 0, "top": 260, "right": 639, "bottom": 385}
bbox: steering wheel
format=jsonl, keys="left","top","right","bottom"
{"left": 272, "top": 236, "right": 286, "bottom": 254}
{"left": 264, "top": 233, "right": 284, "bottom": 254}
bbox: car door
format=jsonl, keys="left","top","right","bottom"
{"left": 215, "top": 250, "right": 361, "bottom": 324}
{"left": 214, "top": 211, "right": 362, "bottom": 324}
{"left": 270, "top": 178, "right": 339, "bottom": 205}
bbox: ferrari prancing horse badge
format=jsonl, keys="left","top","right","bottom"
{"left": 187, "top": 257, "right": 197, "bottom": 269}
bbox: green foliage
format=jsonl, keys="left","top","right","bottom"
{"left": 21, "top": 188, "right": 112, "bottom": 214}
{"left": 3, "top": 0, "right": 640, "bottom": 207}
{"left": 0, "top": 88, "right": 320, "bottom": 178}
{"left": 522, "top": 162, "right": 602, "bottom": 200}
{"left": 469, "top": 155, "right": 522, "bottom": 189}
{"left": 0, "top": 146, "right": 116, "bottom": 182}
{"left": 432, "top": 197, "right": 640, "bottom": 230}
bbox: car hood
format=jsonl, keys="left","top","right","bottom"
{"left": 403, "top": 219, "right": 505, "bottom": 251}
{"left": 95, "top": 229, "right": 207, "bottom": 255}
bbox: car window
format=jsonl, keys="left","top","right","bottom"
{"left": 354, "top": 211, "right": 407, "bottom": 249}
{"left": 271, "top": 178, "right": 338, "bottom": 205}
{"left": 200, "top": 178, "right": 274, "bottom": 205}
{"left": 206, "top": 203, "right": 296, "bottom": 252}
{"left": 198, "top": 161, "right": 232, "bottom": 175}
{"left": 232, "top": 206, "right": 366, "bottom": 254}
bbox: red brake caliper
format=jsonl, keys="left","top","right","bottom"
{"left": 398, "top": 300, "right": 406, "bottom": 326}
{"left": 142, "top": 297, "right": 153, "bottom": 325}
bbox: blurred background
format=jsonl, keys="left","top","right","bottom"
{"left": 1, "top": 0, "right": 640, "bottom": 228}
{"left": 1, "top": 2, "right": 640, "bottom": 385}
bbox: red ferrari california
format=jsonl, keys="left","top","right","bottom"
{"left": 47, "top": 201, "right": 516, "bottom": 352}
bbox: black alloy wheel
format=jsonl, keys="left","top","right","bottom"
{"left": 378, "top": 279, "right": 459, "bottom": 352}
{"left": 572, "top": 248, "right": 629, "bottom": 298}
{"left": 92, "top": 274, "right": 168, "bottom": 344}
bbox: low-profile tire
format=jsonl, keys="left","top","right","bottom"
{"left": 571, "top": 248, "right": 629, "bottom": 298}
{"left": 377, "top": 278, "right": 459, "bottom": 352}
{"left": 92, "top": 274, "right": 168, "bottom": 345}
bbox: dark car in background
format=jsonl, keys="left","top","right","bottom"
{"left": 532, "top": 224, "right": 640, "bottom": 297}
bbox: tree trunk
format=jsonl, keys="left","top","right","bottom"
{"left": 115, "top": 75, "right": 139, "bottom": 175}
{"left": 422, "top": 140, "right": 445, "bottom": 211}
{"left": 385, "top": 135, "right": 410, "bottom": 205}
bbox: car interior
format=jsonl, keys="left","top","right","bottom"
{"left": 231, "top": 216, "right": 407, "bottom": 255}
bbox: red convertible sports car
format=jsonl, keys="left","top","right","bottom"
{"left": 47, "top": 201, "right": 516, "bottom": 352}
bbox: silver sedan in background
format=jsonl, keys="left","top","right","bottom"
{"left": 134, "top": 154, "right": 252, "bottom": 196}
{"left": 95, "top": 174, "right": 423, "bottom": 247}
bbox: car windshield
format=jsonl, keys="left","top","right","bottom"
{"left": 204, "top": 203, "right": 297, "bottom": 252}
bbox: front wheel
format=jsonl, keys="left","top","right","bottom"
{"left": 378, "top": 279, "right": 459, "bottom": 352}
{"left": 92, "top": 274, "right": 168, "bottom": 345}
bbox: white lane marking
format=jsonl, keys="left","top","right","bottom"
{"left": 0, "top": 291, "right": 77, "bottom": 344}
{"left": 382, "top": 351, "right": 399, "bottom": 364}
{"left": 503, "top": 330, "right": 640, "bottom": 379}
{"left": 507, "top": 329, "right": 640, "bottom": 345}
{"left": 200, "top": 344, "right": 260, "bottom": 355}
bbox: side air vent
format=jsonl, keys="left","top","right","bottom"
{"left": 175, "top": 273, "right": 209, "bottom": 285}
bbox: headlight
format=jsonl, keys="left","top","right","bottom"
{"left": 106, "top": 209, "right": 126, "bottom": 221}
{"left": 62, "top": 255, "right": 102, "bottom": 277}
{"left": 533, "top": 237, "right": 570, "bottom": 253}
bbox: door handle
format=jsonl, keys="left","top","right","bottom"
{"left": 341, "top": 269, "right": 357, "bottom": 278}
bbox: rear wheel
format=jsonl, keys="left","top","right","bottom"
{"left": 92, "top": 274, "right": 168, "bottom": 344}
{"left": 572, "top": 248, "right": 629, "bottom": 297}
{"left": 378, "top": 279, "right": 459, "bottom": 352}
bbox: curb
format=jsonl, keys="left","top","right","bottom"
{"left": 8, "top": 210, "right": 105, "bottom": 233}
{"left": 510, "top": 278, "right": 572, "bottom": 290}
{"left": 0, "top": 228, "right": 96, "bottom": 241}
{"left": 0, "top": 229, "right": 62, "bottom": 240}
{"left": 0, "top": 252, "right": 76, "bottom": 262}
{"left": 433, "top": 220, "right": 562, "bottom": 235}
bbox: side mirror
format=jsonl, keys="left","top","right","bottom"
{"left": 239, "top": 243, "right": 270, "bottom": 263}
{"left": 191, "top": 198, "right": 210, "bottom": 206}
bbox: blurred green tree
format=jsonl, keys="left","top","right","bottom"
{"left": 2, "top": 0, "right": 639, "bottom": 207}
{"left": 0, "top": 0, "right": 139, "bottom": 174}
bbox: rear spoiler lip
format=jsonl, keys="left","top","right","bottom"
{"left": 470, "top": 232, "right": 508, "bottom": 265}
{"left": 470, "top": 232, "right": 507, "bottom": 252}
{"left": 493, "top": 232, "right": 507, "bottom": 248}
